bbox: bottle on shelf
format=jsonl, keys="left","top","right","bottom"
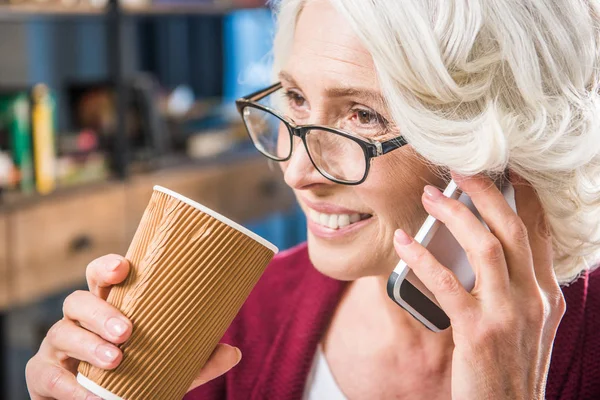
{"left": 31, "top": 83, "right": 57, "bottom": 195}
{"left": 0, "top": 92, "right": 35, "bottom": 194}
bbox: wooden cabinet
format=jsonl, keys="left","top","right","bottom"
{"left": 0, "top": 216, "right": 7, "bottom": 310}
{"left": 0, "top": 155, "right": 296, "bottom": 308}
{"left": 125, "top": 166, "right": 225, "bottom": 242}
{"left": 9, "top": 184, "right": 127, "bottom": 305}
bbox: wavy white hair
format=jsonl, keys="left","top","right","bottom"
{"left": 270, "top": 0, "right": 600, "bottom": 284}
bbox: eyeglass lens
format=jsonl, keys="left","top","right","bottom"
{"left": 242, "top": 106, "right": 367, "bottom": 183}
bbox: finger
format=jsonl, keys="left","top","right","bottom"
{"left": 509, "top": 172, "right": 555, "bottom": 287}
{"left": 63, "top": 290, "right": 132, "bottom": 344}
{"left": 421, "top": 184, "right": 510, "bottom": 295}
{"left": 393, "top": 229, "right": 475, "bottom": 319}
{"left": 85, "top": 254, "right": 130, "bottom": 299}
{"left": 26, "top": 359, "right": 100, "bottom": 400}
{"left": 450, "top": 172, "right": 537, "bottom": 286}
{"left": 187, "top": 344, "right": 242, "bottom": 391}
{"left": 40, "top": 319, "right": 123, "bottom": 370}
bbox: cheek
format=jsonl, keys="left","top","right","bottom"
{"left": 277, "top": 124, "right": 291, "bottom": 159}
{"left": 363, "top": 150, "right": 442, "bottom": 235}
{"left": 279, "top": 160, "right": 287, "bottom": 176}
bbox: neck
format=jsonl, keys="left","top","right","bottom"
{"left": 355, "top": 274, "right": 451, "bottom": 342}
{"left": 323, "top": 273, "right": 454, "bottom": 375}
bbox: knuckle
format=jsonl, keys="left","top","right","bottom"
{"left": 86, "top": 255, "right": 113, "bottom": 285}
{"left": 63, "top": 290, "right": 86, "bottom": 315}
{"left": 46, "top": 320, "right": 67, "bottom": 344}
{"left": 89, "top": 254, "right": 113, "bottom": 269}
{"left": 555, "top": 292, "right": 567, "bottom": 316}
{"left": 536, "top": 215, "right": 551, "bottom": 238}
{"left": 411, "top": 245, "right": 429, "bottom": 264}
{"left": 86, "top": 256, "right": 104, "bottom": 276}
{"left": 25, "top": 356, "right": 40, "bottom": 386}
{"left": 506, "top": 217, "right": 529, "bottom": 244}
{"left": 523, "top": 293, "right": 545, "bottom": 324}
{"left": 88, "top": 303, "right": 107, "bottom": 323}
{"left": 477, "top": 237, "right": 504, "bottom": 262}
{"left": 434, "top": 270, "right": 460, "bottom": 293}
{"left": 546, "top": 288, "right": 567, "bottom": 320}
{"left": 45, "top": 364, "right": 69, "bottom": 393}
{"left": 447, "top": 199, "right": 469, "bottom": 219}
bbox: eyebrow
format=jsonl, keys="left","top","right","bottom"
{"left": 278, "top": 70, "right": 386, "bottom": 106}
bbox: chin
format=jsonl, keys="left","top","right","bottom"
{"left": 306, "top": 233, "right": 392, "bottom": 281}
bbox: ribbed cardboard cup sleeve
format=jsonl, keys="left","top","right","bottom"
{"left": 78, "top": 186, "right": 277, "bottom": 400}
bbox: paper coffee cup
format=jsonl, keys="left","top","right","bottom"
{"left": 77, "top": 186, "right": 277, "bottom": 400}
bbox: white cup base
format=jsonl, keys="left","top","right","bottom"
{"left": 77, "top": 373, "right": 124, "bottom": 400}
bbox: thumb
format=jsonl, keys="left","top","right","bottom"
{"left": 187, "top": 343, "right": 242, "bottom": 391}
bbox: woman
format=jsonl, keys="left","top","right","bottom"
{"left": 26, "top": 0, "right": 600, "bottom": 399}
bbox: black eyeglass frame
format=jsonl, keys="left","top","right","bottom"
{"left": 235, "top": 82, "right": 408, "bottom": 185}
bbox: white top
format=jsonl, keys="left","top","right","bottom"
{"left": 153, "top": 185, "right": 278, "bottom": 254}
{"left": 303, "top": 345, "right": 347, "bottom": 400}
{"left": 79, "top": 346, "right": 347, "bottom": 400}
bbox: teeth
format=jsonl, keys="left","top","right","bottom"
{"left": 319, "top": 213, "right": 329, "bottom": 226}
{"left": 338, "top": 214, "right": 350, "bottom": 228}
{"left": 308, "top": 209, "right": 366, "bottom": 230}
{"left": 328, "top": 215, "right": 338, "bottom": 229}
{"left": 309, "top": 209, "right": 320, "bottom": 224}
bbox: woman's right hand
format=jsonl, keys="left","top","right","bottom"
{"left": 26, "top": 254, "right": 242, "bottom": 400}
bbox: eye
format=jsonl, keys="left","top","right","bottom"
{"left": 351, "top": 107, "right": 386, "bottom": 126}
{"left": 284, "top": 90, "right": 308, "bottom": 109}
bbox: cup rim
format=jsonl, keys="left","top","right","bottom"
{"left": 77, "top": 373, "right": 124, "bottom": 400}
{"left": 153, "top": 185, "right": 279, "bottom": 254}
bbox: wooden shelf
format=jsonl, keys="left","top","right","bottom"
{"left": 0, "top": 2, "right": 262, "bottom": 19}
{"left": 0, "top": 4, "right": 105, "bottom": 19}
{"left": 122, "top": 3, "right": 235, "bottom": 15}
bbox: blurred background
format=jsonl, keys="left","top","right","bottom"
{"left": 0, "top": 0, "right": 306, "bottom": 397}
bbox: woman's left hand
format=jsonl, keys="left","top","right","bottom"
{"left": 393, "top": 173, "right": 566, "bottom": 400}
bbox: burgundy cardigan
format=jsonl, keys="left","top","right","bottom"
{"left": 185, "top": 243, "right": 600, "bottom": 400}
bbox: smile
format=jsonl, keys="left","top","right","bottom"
{"left": 308, "top": 209, "right": 372, "bottom": 230}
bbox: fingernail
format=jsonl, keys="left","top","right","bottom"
{"left": 106, "top": 317, "right": 128, "bottom": 337}
{"left": 394, "top": 229, "right": 413, "bottom": 246}
{"left": 96, "top": 344, "right": 119, "bottom": 363}
{"left": 424, "top": 185, "right": 443, "bottom": 200}
{"left": 107, "top": 258, "right": 122, "bottom": 272}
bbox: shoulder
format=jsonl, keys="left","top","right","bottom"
{"left": 583, "top": 267, "right": 600, "bottom": 347}
{"left": 547, "top": 267, "right": 600, "bottom": 399}
{"left": 252, "top": 241, "right": 313, "bottom": 297}
{"left": 579, "top": 267, "right": 600, "bottom": 397}
{"left": 240, "top": 242, "right": 313, "bottom": 319}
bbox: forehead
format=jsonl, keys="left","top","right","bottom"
{"left": 283, "top": 0, "right": 378, "bottom": 91}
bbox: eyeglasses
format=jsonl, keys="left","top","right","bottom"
{"left": 235, "top": 82, "right": 408, "bottom": 185}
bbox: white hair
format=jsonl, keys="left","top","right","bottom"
{"left": 270, "top": 0, "right": 600, "bottom": 284}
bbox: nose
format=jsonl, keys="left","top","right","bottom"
{"left": 282, "top": 135, "right": 331, "bottom": 189}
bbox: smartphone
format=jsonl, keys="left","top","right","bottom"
{"left": 386, "top": 179, "right": 516, "bottom": 332}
